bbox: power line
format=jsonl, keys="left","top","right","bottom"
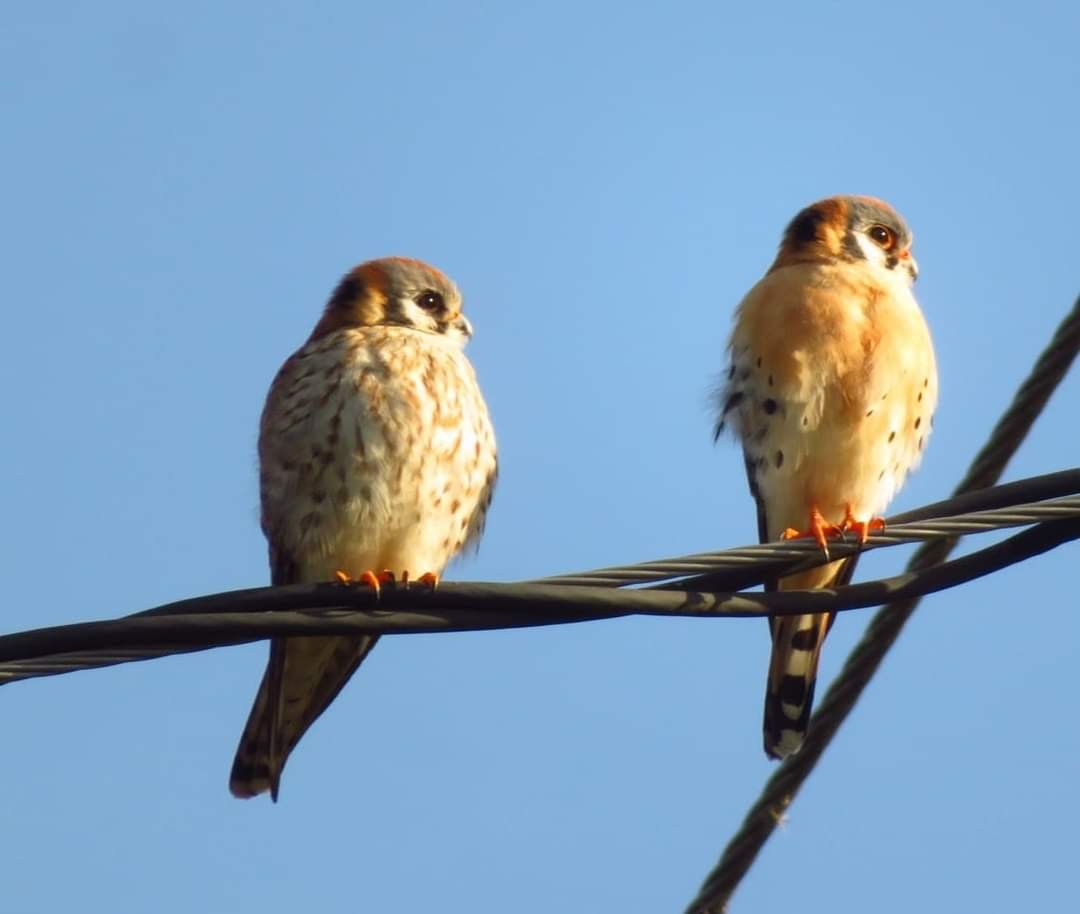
{"left": 0, "top": 481, "right": 1077, "bottom": 683}
{"left": 684, "top": 295, "right": 1080, "bottom": 914}
{"left": 0, "top": 297, "right": 1075, "bottom": 914}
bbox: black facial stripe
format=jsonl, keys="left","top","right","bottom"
{"left": 842, "top": 230, "right": 864, "bottom": 261}
{"left": 327, "top": 274, "right": 361, "bottom": 310}
{"left": 786, "top": 207, "right": 823, "bottom": 245}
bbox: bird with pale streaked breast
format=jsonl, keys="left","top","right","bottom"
{"left": 231, "top": 256, "right": 497, "bottom": 800}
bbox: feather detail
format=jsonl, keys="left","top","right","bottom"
{"left": 715, "top": 199, "right": 936, "bottom": 759}
{"left": 229, "top": 635, "right": 378, "bottom": 800}
{"left": 230, "top": 259, "right": 497, "bottom": 800}
{"left": 762, "top": 559, "right": 854, "bottom": 759}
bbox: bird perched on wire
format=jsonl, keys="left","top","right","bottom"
{"left": 230, "top": 256, "right": 498, "bottom": 800}
{"left": 715, "top": 196, "right": 937, "bottom": 760}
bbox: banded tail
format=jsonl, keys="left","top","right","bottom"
{"left": 762, "top": 558, "right": 852, "bottom": 759}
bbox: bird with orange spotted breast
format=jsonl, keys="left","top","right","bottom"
{"left": 715, "top": 196, "right": 937, "bottom": 760}
{"left": 230, "top": 256, "right": 498, "bottom": 800}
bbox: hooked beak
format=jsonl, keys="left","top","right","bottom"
{"left": 899, "top": 248, "right": 919, "bottom": 282}
{"left": 454, "top": 313, "right": 474, "bottom": 339}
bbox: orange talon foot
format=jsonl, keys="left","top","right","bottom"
{"left": 334, "top": 569, "right": 387, "bottom": 596}
{"left": 364, "top": 570, "right": 389, "bottom": 591}
{"left": 779, "top": 506, "right": 843, "bottom": 559}
{"left": 839, "top": 506, "right": 886, "bottom": 545}
{"left": 394, "top": 571, "right": 439, "bottom": 591}
{"left": 416, "top": 571, "right": 440, "bottom": 590}
{"left": 333, "top": 569, "right": 435, "bottom": 593}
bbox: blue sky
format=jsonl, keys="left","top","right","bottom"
{"left": 2, "top": 2, "right": 1078, "bottom": 911}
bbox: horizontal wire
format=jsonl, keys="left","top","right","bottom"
{"left": 0, "top": 291, "right": 1072, "bottom": 914}
{"left": 0, "top": 503, "right": 1077, "bottom": 684}
{"left": 538, "top": 489, "right": 1080, "bottom": 587}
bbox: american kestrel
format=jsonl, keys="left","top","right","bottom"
{"left": 715, "top": 196, "right": 937, "bottom": 759}
{"left": 230, "top": 256, "right": 498, "bottom": 799}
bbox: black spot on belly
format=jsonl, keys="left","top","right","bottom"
{"left": 756, "top": 356, "right": 762, "bottom": 368}
{"left": 914, "top": 416, "right": 922, "bottom": 429}
{"left": 917, "top": 391, "right": 923, "bottom": 403}
{"left": 866, "top": 408, "right": 874, "bottom": 417}
{"left": 775, "top": 450, "right": 784, "bottom": 468}
{"left": 888, "top": 431, "right": 896, "bottom": 443}
{"left": 767, "top": 374, "right": 774, "bottom": 387}
{"left": 763, "top": 398, "right": 778, "bottom": 415}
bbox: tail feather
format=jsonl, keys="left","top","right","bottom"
{"left": 762, "top": 557, "right": 853, "bottom": 759}
{"left": 229, "top": 634, "right": 378, "bottom": 800}
{"left": 763, "top": 612, "right": 830, "bottom": 759}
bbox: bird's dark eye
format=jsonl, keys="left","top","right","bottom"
{"left": 868, "top": 225, "right": 896, "bottom": 250}
{"left": 416, "top": 290, "right": 444, "bottom": 312}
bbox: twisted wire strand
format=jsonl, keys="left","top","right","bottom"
{"left": 0, "top": 299, "right": 1075, "bottom": 914}
{"left": 684, "top": 295, "right": 1080, "bottom": 914}
{"left": 0, "top": 489, "right": 1077, "bottom": 684}
{"left": 540, "top": 490, "right": 1080, "bottom": 587}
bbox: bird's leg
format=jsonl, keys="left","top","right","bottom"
{"left": 780, "top": 505, "right": 844, "bottom": 559}
{"left": 839, "top": 504, "right": 886, "bottom": 545}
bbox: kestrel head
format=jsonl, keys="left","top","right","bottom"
{"left": 772, "top": 195, "right": 918, "bottom": 283}
{"left": 310, "top": 256, "right": 472, "bottom": 345}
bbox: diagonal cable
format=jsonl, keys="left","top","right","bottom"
{"left": 684, "top": 295, "right": 1080, "bottom": 913}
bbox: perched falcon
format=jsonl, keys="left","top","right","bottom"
{"left": 715, "top": 196, "right": 937, "bottom": 759}
{"left": 230, "top": 256, "right": 498, "bottom": 799}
